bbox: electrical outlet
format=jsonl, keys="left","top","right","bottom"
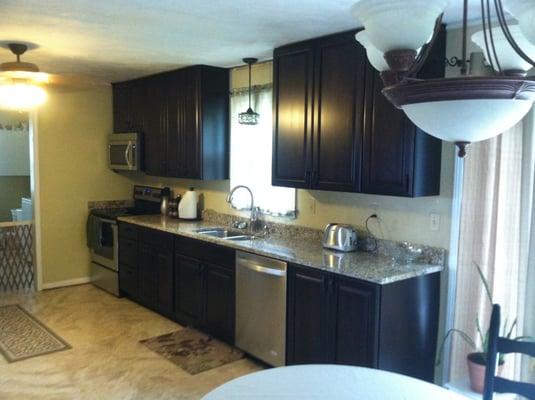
{"left": 430, "top": 213, "right": 440, "bottom": 231}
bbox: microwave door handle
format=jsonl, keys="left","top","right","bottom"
{"left": 125, "top": 143, "right": 133, "bottom": 168}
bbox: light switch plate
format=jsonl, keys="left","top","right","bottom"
{"left": 430, "top": 213, "right": 440, "bottom": 231}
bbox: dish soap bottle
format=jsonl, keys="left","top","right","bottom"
{"left": 178, "top": 188, "right": 199, "bottom": 220}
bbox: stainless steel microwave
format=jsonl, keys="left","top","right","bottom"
{"left": 108, "top": 133, "right": 139, "bottom": 171}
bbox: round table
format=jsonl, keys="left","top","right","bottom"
{"left": 202, "top": 364, "right": 470, "bottom": 399}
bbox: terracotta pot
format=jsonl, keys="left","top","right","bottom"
{"left": 466, "top": 352, "right": 504, "bottom": 393}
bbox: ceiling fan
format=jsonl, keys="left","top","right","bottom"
{"left": 0, "top": 42, "right": 109, "bottom": 110}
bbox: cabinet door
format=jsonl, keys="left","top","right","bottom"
{"left": 112, "top": 82, "right": 132, "bottom": 133}
{"left": 312, "top": 33, "right": 366, "bottom": 192}
{"left": 203, "top": 263, "right": 234, "bottom": 342}
{"left": 362, "top": 69, "right": 416, "bottom": 196}
{"left": 332, "top": 277, "right": 378, "bottom": 367}
{"left": 156, "top": 249, "right": 174, "bottom": 317}
{"left": 272, "top": 43, "right": 315, "bottom": 189}
{"left": 138, "top": 243, "right": 158, "bottom": 310}
{"left": 118, "top": 238, "right": 138, "bottom": 298}
{"left": 175, "top": 254, "right": 204, "bottom": 325}
{"left": 286, "top": 265, "right": 331, "bottom": 364}
{"left": 144, "top": 75, "right": 168, "bottom": 176}
{"left": 180, "top": 67, "right": 202, "bottom": 179}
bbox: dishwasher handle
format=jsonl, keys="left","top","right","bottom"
{"left": 238, "top": 259, "right": 286, "bottom": 277}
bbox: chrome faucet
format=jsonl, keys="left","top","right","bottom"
{"left": 226, "top": 185, "right": 260, "bottom": 234}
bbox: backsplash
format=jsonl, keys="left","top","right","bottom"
{"left": 87, "top": 200, "right": 133, "bottom": 210}
{"left": 202, "top": 209, "right": 446, "bottom": 266}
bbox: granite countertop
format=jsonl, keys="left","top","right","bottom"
{"left": 117, "top": 214, "right": 444, "bottom": 285}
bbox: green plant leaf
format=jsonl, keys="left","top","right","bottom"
{"left": 506, "top": 318, "right": 517, "bottom": 339}
{"left": 436, "top": 328, "right": 477, "bottom": 366}
{"left": 474, "top": 262, "right": 493, "bottom": 305}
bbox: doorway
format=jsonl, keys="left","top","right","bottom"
{"left": 0, "top": 110, "right": 36, "bottom": 292}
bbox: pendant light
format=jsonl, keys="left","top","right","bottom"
{"left": 238, "top": 58, "right": 260, "bottom": 125}
{"left": 352, "top": 0, "right": 535, "bottom": 157}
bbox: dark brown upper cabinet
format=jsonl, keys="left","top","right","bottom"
{"left": 112, "top": 65, "right": 229, "bottom": 180}
{"left": 272, "top": 28, "right": 445, "bottom": 197}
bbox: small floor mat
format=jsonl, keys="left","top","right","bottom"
{"left": 0, "top": 304, "right": 71, "bottom": 362}
{"left": 140, "top": 327, "right": 244, "bottom": 375}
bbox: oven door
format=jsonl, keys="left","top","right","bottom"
{"left": 109, "top": 141, "right": 138, "bottom": 171}
{"left": 91, "top": 218, "right": 118, "bottom": 271}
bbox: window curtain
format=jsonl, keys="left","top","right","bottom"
{"left": 449, "top": 108, "right": 535, "bottom": 384}
{"left": 229, "top": 85, "right": 296, "bottom": 216}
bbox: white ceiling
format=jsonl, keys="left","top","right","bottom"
{"left": 0, "top": 0, "right": 484, "bottom": 83}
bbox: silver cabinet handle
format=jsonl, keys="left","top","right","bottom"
{"left": 238, "top": 259, "right": 286, "bottom": 277}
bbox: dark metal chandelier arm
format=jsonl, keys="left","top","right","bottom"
{"left": 481, "top": 0, "right": 499, "bottom": 73}
{"left": 406, "top": 14, "right": 444, "bottom": 78}
{"left": 494, "top": 0, "right": 535, "bottom": 68}
{"left": 461, "top": 0, "right": 468, "bottom": 75}
{"left": 487, "top": 0, "right": 503, "bottom": 74}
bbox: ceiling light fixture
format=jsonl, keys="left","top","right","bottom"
{"left": 352, "top": 0, "right": 535, "bottom": 157}
{"left": 0, "top": 43, "right": 47, "bottom": 110}
{"left": 238, "top": 58, "right": 260, "bottom": 125}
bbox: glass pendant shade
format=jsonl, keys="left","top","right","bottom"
{"left": 238, "top": 107, "right": 260, "bottom": 125}
{"left": 402, "top": 99, "right": 532, "bottom": 143}
{"left": 355, "top": 31, "right": 389, "bottom": 71}
{"left": 350, "top": 0, "right": 449, "bottom": 53}
{"left": 0, "top": 81, "right": 47, "bottom": 110}
{"left": 472, "top": 25, "right": 535, "bottom": 73}
{"left": 502, "top": 0, "right": 535, "bottom": 45}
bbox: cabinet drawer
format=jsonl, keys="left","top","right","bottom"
{"left": 175, "top": 236, "right": 235, "bottom": 269}
{"left": 119, "top": 263, "right": 138, "bottom": 297}
{"left": 119, "top": 238, "right": 137, "bottom": 267}
{"left": 119, "top": 222, "right": 138, "bottom": 240}
{"left": 139, "top": 227, "right": 174, "bottom": 251}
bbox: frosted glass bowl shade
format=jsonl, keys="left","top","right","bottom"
{"left": 472, "top": 25, "right": 535, "bottom": 73}
{"left": 402, "top": 99, "right": 532, "bottom": 143}
{"left": 0, "top": 82, "right": 47, "bottom": 110}
{"left": 502, "top": 0, "right": 535, "bottom": 45}
{"left": 350, "top": 0, "right": 449, "bottom": 53}
{"left": 355, "top": 31, "right": 389, "bottom": 71}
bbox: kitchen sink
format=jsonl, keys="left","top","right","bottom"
{"left": 194, "top": 227, "right": 254, "bottom": 241}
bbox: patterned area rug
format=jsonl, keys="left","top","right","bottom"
{"left": 0, "top": 305, "right": 71, "bottom": 362}
{"left": 140, "top": 327, "right": 244, "bottom": 375}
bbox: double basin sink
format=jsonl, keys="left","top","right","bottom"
{"left": 194, "top": 227, "right": 254, "bottom": 241}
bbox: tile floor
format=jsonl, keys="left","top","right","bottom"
{"left": 0, "top": 284, "right": 262, "bottom": 399}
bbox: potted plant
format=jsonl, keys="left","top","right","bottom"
{"left": 436, "top": 263, "right": 532, "bottom": 393}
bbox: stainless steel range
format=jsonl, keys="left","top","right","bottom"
{"left": 87, "top": 185, "right": 163, "bottom": 296}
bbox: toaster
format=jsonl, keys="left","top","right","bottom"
{"left": 322, "top": 223, "right": 358, "bottom": 252}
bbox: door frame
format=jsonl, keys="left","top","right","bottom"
{"left": 29, "top": 110, "right": 43, "bottom": 291}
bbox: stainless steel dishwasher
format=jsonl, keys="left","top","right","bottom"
{"left": 235, "top": 251, "right": 287, "bottom": 367}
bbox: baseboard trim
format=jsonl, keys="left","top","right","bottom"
{"left": 42, "top": 277, "right": 91, "bottom": 290}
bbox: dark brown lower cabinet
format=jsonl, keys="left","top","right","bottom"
{"left": 203, "top": 263, "right": 235, "bottom": 343}
{"left": 175, "top": 255, "right": 204, "bottom": 325}
{"left": 286, "top": 264, "right": 440, "bottom": 382}
{"left": 174, "top": 236, "right": 235, "bottom": 343}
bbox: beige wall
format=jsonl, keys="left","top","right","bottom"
{"left": 37, "top": 87, "right": 133, "bottom": 285}
{"left": 0, "top": 176, "right": 31, "bottom": 222}
{"left": 135, "top": 61, "right": 455, "bottom": 250}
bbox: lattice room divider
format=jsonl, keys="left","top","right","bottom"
{"left": 0, "top": 222, "right": 34, "bottom": 291}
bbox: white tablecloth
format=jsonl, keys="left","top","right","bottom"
{"left": 203, "top": 365, "right": 470, "bottom": 399}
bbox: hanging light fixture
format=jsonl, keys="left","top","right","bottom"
{"left": 352, "top": 0, "right": 535, "bottom": 157}
{"left": 0, "top": 43, "right": 47, "bottom": 110}
{"left": 238, "top": 58, "right": 260, "bottom": 125}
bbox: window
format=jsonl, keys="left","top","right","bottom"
{"left": 229, "top": 84, "right": 296, "bottom": 217}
